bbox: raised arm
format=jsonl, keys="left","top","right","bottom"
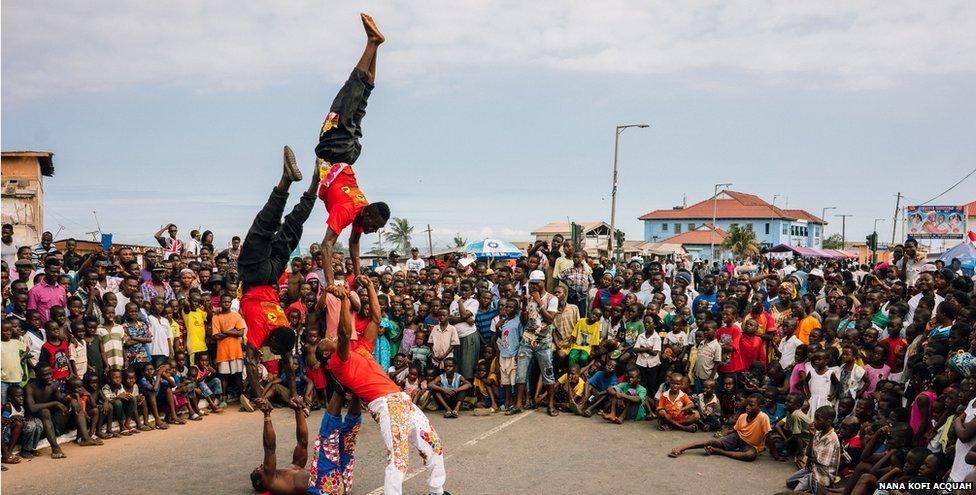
{"left": 258, "top": 400, "right": 277, "bottom": 477}
{"left": 290, "top": 397, "right": 309, "bottom": 468}
{"left": 322, "top": 228, "right": 340, "bottom": 287}
{"left": 357, "top": 276, "right": 382, "bottom": 343}
{"left": 348, "top": 230, "right": 362, "bottom": 279}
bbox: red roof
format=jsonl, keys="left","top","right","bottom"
{"left": 638, "top": 190, "right": 823, "bottom": 224}
{"left": 963, "top": 200, "right": 976, "bottom": 215}
{"left": 661, "top": 225, "right": 727, "bottom": 245}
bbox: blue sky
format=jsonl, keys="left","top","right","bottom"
{"left": 3, "top": 1, "right": 975, "bottom": 252}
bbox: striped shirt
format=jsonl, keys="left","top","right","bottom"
{"left": 474, "top": 302, "right": 499, "bottom": 342}
{"left": 97, "top": 323, "right": 126, "bottom": 370}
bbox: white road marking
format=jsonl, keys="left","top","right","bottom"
{"left": 366, "top": 410, "right": 535, "bottom": 495}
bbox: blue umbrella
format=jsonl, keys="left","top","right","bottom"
{"left": 940, "top": 241, "right": 976, "bottom": 276}
{"left": 463, "top": 238, "right": 523, "bottom": 260}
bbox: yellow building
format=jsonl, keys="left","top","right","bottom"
{"left": 1, "top": 151, "right": 55, "bottom": 247}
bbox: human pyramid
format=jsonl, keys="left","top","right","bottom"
{"left": 238, "top": 14, "right": 448, "bottom": 495}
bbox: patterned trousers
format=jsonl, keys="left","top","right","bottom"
{"left": 368, "top": 392, "right": 446, "bottom": 495}
{"left": 308, "top": 412, "right": 361, "bottom": 495}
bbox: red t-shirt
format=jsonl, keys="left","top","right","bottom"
{"left": 738, "top": 333, "right": 767, "bottom": 368}
{"left": 326, "top": 344, "right": 399, "bottom": 403}
{"left": 318, "top": 167, "right": 367, "bottom": 236}
{"left": 42, "top": 340, "right": 70, "bottom": 381}
{"left": 880, "top": 337, "right": 908, "bottom": 367}
{"left": 240, "top": 285, "right": 288, "bottom": 350}
{"left": 716, "top": 324, "right": 745, "bottom": 373}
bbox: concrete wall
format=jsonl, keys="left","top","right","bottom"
{"left": 1, "top": 156, "right": 44, "bottom": 247}
{"left": 643, "top": 218, "right": 823, "bottom": 248}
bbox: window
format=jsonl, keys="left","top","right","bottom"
{"left": 662, "top": 223, "right": 668, "bottom": 232}
{"left": 765, "top": 223, "right": 770, "bottom": 235}
{"left": 674, "top": 223, "right": 682, "bottom": 234}
{"left": 782, "top": 224, "right": 789, "bottom": 235}
{"left": 688, "top": 223, "right": 695, "bottom": 231}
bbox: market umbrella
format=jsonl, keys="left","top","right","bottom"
{"left": 939, "top": 239, "right": 976, "bottom": 275}
{"left": 462, "top": 238, "right": 524, "bottom": 260}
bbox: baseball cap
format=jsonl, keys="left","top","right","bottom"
{"left": 529, "top": 270, "right": 545, "bottom": 282}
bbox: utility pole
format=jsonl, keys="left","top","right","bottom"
{"left": 608, "top": 123, "right": 649, "bottom": 259}
{"left": 425, "top": 224, "right": 433, "bottom": 256}
{"left": 891, "top": 192, "right": 902, "bottom": 245}
{"left": 836, "top": 214, "right": 853, "bottom": 248}
{"left": 711, "top": 183, "right": 732, "bottom": 261}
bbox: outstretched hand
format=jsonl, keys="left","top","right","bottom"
{"left": 288, "top": 396, "right": 306, "bottom": 412}
{"left": 254, "top": 398, "right": 273, "bottom": 414}
{"left": 355, "top": 275, "right": 372, "bottom": 289}
{"left": 325, "top": 284, "right": 348, "bottom": 298}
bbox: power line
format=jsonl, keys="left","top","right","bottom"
{"left": 918, "top": 166, "right": 976, "bottom": 205}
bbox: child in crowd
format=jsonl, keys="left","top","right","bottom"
{"left": 569, "top": 309, "right": 602, "bottom": 367}
{"left": 553, "top": 364, "right": 586, "bottom": 415}
{"left": 194, "top": 354, "right": 225, "bottom": 413}
{"left": 669, "top": 393, "right": 771, "bottom": 461}
{"left": 691, "top": 379, "right": 723, "bottom": 432}
{"left": 429, "top": 309, "right": 460, "bottom": 370}
{"left": 656, "top": 372, "right": 699, "bottom": 432}
{"left": 410, "top": 330, "right": 432, "bottom": 372}
{"left": 604, "top": 369, "right": 647, "bottom": 424}
{"left": 428, "top": 357, "right": 470, "bottom": 418}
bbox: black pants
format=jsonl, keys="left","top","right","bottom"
{"left": 238, "top": 188, "right": 315, "bottom": 288}
{"left": 314, "top": 69, "right": 373, "bottom": 165}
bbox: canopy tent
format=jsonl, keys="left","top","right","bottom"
{"left": 462, "top": 238, "right": 524, "bottom": 260}
{"left": 939, "top": 241, "right": 976, "bottom": 276}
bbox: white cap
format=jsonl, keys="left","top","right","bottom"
{"left": 809, "top": 268, "right": 825, "bottom": 278}
{"left": 529, "top": 270, "right": 546, "bottom": 282}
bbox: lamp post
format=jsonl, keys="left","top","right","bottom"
{"left": 608, "top": 123, "right": 649, "bottom": 259}
{"left": 710, "top": 182, "right": 733, "bottom": 261}
{"left": 820, "top": 206, "right": 836, "bottom": 246}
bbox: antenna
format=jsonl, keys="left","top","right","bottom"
{"left": 92, "top": 210, "right": 103, "bottom": 235}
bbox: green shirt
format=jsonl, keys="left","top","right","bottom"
{"left": 614, "top": 382, "right": 648, "bottom": 420}
{"left": 623, "top": 321, "right": 643, "bottom": 348}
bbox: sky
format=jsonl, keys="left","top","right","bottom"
{"left": 3, "top": 1, "right": 975, "bottom": 253}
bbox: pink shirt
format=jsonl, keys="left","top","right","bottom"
{"left": 27, "top": 278, "right": 67, "bottom": 325}
{"left": 862, "top": 364, "right": 891, "bottom": 397}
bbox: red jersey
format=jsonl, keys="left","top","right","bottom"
{"left": 240, "top": 285, "right": 288, "bottom": 350}
{"left": 738, "top": 333, "right": 767, "bottom": 368}
{"left": 716, "top": 324, "right": 745, "bottom": 373}
{"left": 42, "top": 340, "right": 70, "bottom": 381}
{"left": 326, "top": 344, "right": 399, "bottom": 403}
{"left": 317, "top": 166, "right": 367, "bottom": 237}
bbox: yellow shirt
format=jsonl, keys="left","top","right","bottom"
{"left": 183, "top": 308, "right": 208, "bottom": 354}
{"left": 557, "top": 373, "right": 585, "bottom": 398}
{"left": 571, "top": 318, "right": 602, "bottom": 353}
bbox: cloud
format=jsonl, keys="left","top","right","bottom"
{"left": 3, "top": 0, "right": 975, "bottom": 101}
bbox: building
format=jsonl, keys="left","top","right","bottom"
{"left": 1, "top": 151, "right": 55, "bottom": 247}
{"left": 655, "top": 224, "right": 729, "bottom": 260}
{"left": 639, "top": 190, "right": 826, "bottom": 259}
{"left": 531, "top": 221, "right": 613, "bottom": 257}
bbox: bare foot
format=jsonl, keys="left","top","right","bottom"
{"left": 77, "top": 438, "right": 99, "bottom": 447}
{"left": 668, "top": 448, "right": 683, "bottom": 458}
{"left": 361, "top": 13, "right": 385, "bottom": 44}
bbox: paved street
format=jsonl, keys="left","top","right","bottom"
{"left": 1, "top": 406, "right": 794, "bottom": 494}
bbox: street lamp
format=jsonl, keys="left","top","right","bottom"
{"left": 608, "top": 123, "right": 650, "bottom": 258}
{"left": 873, "top": 218, "right": 885, "bottom": 234}
{"left": 820, "top": 206, "right": 836, "bottom": 246}
{"left": 836, "top": 214, "right": 852, "bottom": 248}
{"left": 710, "top": 182, "right": 733, "bottom": 261}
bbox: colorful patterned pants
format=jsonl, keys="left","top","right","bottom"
{"left": 307, "top": 412, "right": 361, "bottom": 495}
{"left": 368, "top": 392, "right": 446, "bottom": 495}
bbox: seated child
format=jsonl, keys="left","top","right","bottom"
{"left": 194, "top": 354, "right": 224, "bottom": 413}
{"left": 427, "top": 357, "right": 471, "bottom": 418}
{"left": 102, "top": 369, "right": 140, "bottom": 435}
{"left": 669, "top": 393, "right": 771, "bottom": 462}
{"left": 136, "top": 363, "right": 167, "bottom": 429}
{"left": 603, "top": 368, "right": 647, "bottom": 424}
{"left": 65, "top": 376, "right": 105, "bottom": 444}
{"left": 656, "top": 372, "right": 700, "bottom": 432}
{"left": 692, "top": 379, "right": 723, "bottom": 432}
{"left": 402, "top": 366, "right": 424, "bottom": 404}
{"left": 582, "top": 358, "right": 619, "bottom": 417}
{"left": 1, "top": 385, "right": 45, "bottom": 462}
{"left": 768, "top": 392, "right": 812, "bottom": 461}
{"left": 553, "top": 364, "right": 586, "bottom": 415}
{"left": 472, "top": 362, "right": 500, "bottom": 413}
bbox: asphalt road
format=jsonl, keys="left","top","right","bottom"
{"left": 0, "top": 406, "right": 795, "bottom": 494}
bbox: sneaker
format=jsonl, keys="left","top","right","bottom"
{"left": 239, "top": 396, "right": 255, "bottom": 413}
{"left": 283, "top": 145, "right": 302, "bottom": 182}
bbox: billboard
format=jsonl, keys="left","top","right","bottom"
{"left": 906, "top": 205, "right": 966, "bottom": 239}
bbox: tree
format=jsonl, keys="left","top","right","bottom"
{"left": 452, "top": 234, "right": 467, "bottom": 248}
{"left": 822, "top": 233, "right": 844, "bottom": 249}
{"left": 720, "top": 225, "right": 760, "bottom": 258}
{"left": 383, "top": 217, "right": 413, "bottom": 254}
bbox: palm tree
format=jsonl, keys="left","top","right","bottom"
{"left": 720, "top": 224, "right": 761, "bottom": 258}
{"left": 384, "top": 217, "right": 413, "bottom": 253}
{"left": 452, "top": 234, "right": 467, "bottom": 248}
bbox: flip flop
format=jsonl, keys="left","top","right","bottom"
{"left": 2, "top": 455, "right": 22, "bottom": 464}
{"left": 667, "top": 450, "right": 681, "bottom": 458}
{"left": 547, "top": 407, "right": 559, "bottom": 417}
{"left": 687, "top": 424, "right": 699, "bottom": 433}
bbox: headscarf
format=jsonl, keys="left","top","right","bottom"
{"left": 948, "top": 351, "right": 976, "bottom": 378}
{"left": 788, "top": 271, "right": 808, "bottom": 296}
{"left": 779, "top": 281, "right": 798, "bottom": 302}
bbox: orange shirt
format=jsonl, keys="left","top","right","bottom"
{"left": 657, "top": 390, "right": 692, "bottom": 419}
{"left": 326, "top": 344, "right": 399, "bottom": 403}
{"left": 796, "top": 315, "right": 821, "bottom": 345}
{"left": 734, "top": 411, "right": 772, "bottom": 452}
{"left": 212, "top": 311, "right": 246, "bottom": 363}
